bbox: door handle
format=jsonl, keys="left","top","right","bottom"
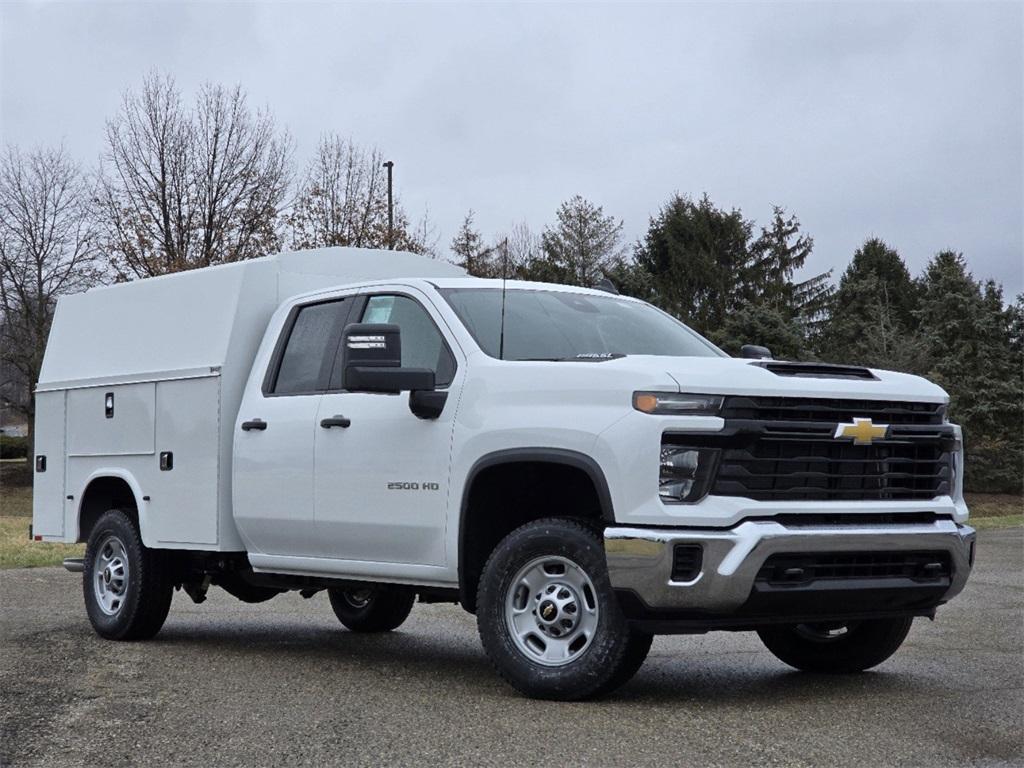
{"left": 241, "top": 419, "right": 268, "bottom": 431}
{"left": 320, "top": 415, "right": 351, "bottom": 429}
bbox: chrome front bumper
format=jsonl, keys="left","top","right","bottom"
{"left": 604, "top": 519, "right": 975, "bottom": 614}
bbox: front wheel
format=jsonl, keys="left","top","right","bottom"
{"left": 757, "top": 617, "right": 914, "bottom": 673}
{"left": 476, "top": 518, "right": 651, "bottom": 700}
{"left": 328, "top": 585, "right": 415, "bottom": 632}
{"left": 83, "top": 509, "right": 173, "bottom": 640}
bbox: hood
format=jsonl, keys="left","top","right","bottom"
{"left": 614, "top": 356, "right": 948, "bottom": 403}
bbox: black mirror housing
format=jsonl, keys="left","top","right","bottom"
{"left": 341, "top": 323, "right": 436, "bottom": 394}
{"left": 740, "top": 344, "right": 773, "bottom": 360}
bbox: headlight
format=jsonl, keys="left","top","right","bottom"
{"left": 660, "top": 445, "right": 719, "bottom": 502}
{"left": 634, "top": 392, "right": 723, "bottom": 415}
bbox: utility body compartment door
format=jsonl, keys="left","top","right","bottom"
{"left": 148, "top": 376, "right": 220, "bottom": 545}
{"left": 32, "top": 390, "right": 66, "bottom": 538}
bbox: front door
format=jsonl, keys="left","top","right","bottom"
{"left": 232, "top": 296, "right": 354, "bottom": 557}
{"left": 314, "top": 292, "right": 460, "bottom": 566}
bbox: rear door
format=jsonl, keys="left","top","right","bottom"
{"left": 232, "top": 295, "right": 355, "bottom": 557}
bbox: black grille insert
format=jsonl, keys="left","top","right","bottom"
{"left": 671, "top": 544, "right": 703, "bottom": 582}
{"left": 763, "top": 512, "right": 949, "bottom": 527}
{"left": 721, "top": 396, "right": 945, "bottom": 425}
{"left": 711, "top": 431, "right": 953, "bottom": 501}
{"left": 757, "top": 551, "right": 952, "bottom": 586}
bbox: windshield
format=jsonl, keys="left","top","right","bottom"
{"left": 440, "top": 288, "right": 725, "bottom": 361}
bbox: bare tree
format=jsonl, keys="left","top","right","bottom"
{"left": 289, "top": 135, "right": 388, "bottom": 249}
{"left": 397, "top": 206, "right": 441, "bottom": 259}
{"left": 97, "top": 71, "right": 292, "bottom": 278}
{"left": 494, "top": 220, "right": 541, "bottom": 276}
{"left": 288, "top": 134, "right": 435, "bottom": 256}
{"left": 0, "top": 145, "right": 102, "bottom": 446}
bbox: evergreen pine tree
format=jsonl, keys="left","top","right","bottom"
{"left": 819, "top": 238, "right": 922, "bottom": 370}
{"left": 749, "top": 207, "right": 833, "bottom": 326}
{"left": 523, "top": 196, "right": 626, "bottom": 286}
{"left": 915, "top": 252, "right": 1022, "bottom": 492}
{"left": 449, "top": 210, "right": 496, "bottom": 277}
{"left": 632, "top": 194, "right": 755, "bottom": 336}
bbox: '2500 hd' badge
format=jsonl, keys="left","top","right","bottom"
{"left": 387, "top": 482, "right": 440, "bottom": 491}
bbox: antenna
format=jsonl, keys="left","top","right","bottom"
{"left": 498, "top": 237, "right": 509, "bottom": 360}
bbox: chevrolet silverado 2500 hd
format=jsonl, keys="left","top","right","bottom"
{"left": 32, "top": 247, "right": 975, "bottom": 700}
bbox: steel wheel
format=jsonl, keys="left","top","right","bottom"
{"left": 794, "top": 622, "right": 858, "bottom": 642}
{"left": 504, "top": 555, "right": 599, "bottom": 667}
{"left": 340, "top": 588, "right": 374, "bottom": 609}
{"left": 92, "top": 534, "right": 130, "bottom": 616}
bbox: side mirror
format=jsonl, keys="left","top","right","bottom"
{"left": 341, "top": 323, "right": 435, "bottom": 393}
{"left": 740, "top": 344, "right": 773, "bottom": 360}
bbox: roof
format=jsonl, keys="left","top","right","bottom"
{"left": 38, "top": 247, "right": 465, "bottom": 390}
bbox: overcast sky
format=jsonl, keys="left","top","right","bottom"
{"left": 1, "top": 1, "right": 1021, "bottom": 295}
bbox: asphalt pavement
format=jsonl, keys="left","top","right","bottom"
{"left": 2, "top": 528, "right": 1021, "bottom": 767}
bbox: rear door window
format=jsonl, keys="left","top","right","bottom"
{"left": 271, "top": 299, "right": 350, "bottom": 395}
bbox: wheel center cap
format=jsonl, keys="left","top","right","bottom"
{"left": 103, "top": 568, "right": 111, "bottom": 584}
{"left": 539, "top": 601, "right": 557, "bottom": 621}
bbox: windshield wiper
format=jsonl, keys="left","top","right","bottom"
{"left": 511, "top": 354, "right": 626, "bottom": 362}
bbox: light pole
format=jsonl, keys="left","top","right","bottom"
{"left": 382, "top": 160, "right": 394, "bottom": 249}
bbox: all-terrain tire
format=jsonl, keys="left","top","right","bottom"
{"left": 83, "top": 509, "right": 173, "bottom": 641}
{"left": 757, "top": 617, "right": 914, "bottom": 673}
{"left": 328, "top": 585, "right": 415, "bottom": 632}
{"left": 476, "top": 517, "right": 650, "bottom": 700}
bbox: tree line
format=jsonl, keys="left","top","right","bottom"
{"left": 450, "top": 195, "right": 1022, "bottom": 493}
{"left": 1, "top": 72, "right": 1021, "bottom": 492}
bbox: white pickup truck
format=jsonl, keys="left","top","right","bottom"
{"left": 32, "top": 247, "right": 975, "bottom": 700}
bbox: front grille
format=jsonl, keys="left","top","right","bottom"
{"left": 711, "top": 428, "right": 953, "bottom": 501}
{"left": 757, "top": 551, "right": 952, "bottom": 586}
{"left": 721, "top": 396, "right": 945, "bottom": 425}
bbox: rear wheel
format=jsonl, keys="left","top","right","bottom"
{"left": 83, "top": 509, "right": 173, "bottom": 640}
{"left": 757, "top": 617, "right": 914, "bottom": 673}
{"left": 476, "top": 518, "right": 651, "bottom": 700}
{"left": 328, "top": 585, "right": 415, "bottom": 632}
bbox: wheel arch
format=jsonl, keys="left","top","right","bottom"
{"left": 75, "top": 470, "right": 145, "bottom": 544}
{"left": 457, "top": 448, "right": 614, "bottom": 612}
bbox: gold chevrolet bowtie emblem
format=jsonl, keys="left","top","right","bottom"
{"left": 834, "top": 418, "right": 889, "bottom": 445}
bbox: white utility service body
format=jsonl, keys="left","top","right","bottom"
{"left": 33, "top": 247, "right": 975, "bottom": 700}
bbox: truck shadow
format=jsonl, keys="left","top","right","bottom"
{"left": 616, "top": 664, "right": 918, "bottom": 705}
{"left": 151, "top": 620, "right": 920, "bottom": 704}
{"left": 154, "top": 620, "right": 498, "bottom": 685}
